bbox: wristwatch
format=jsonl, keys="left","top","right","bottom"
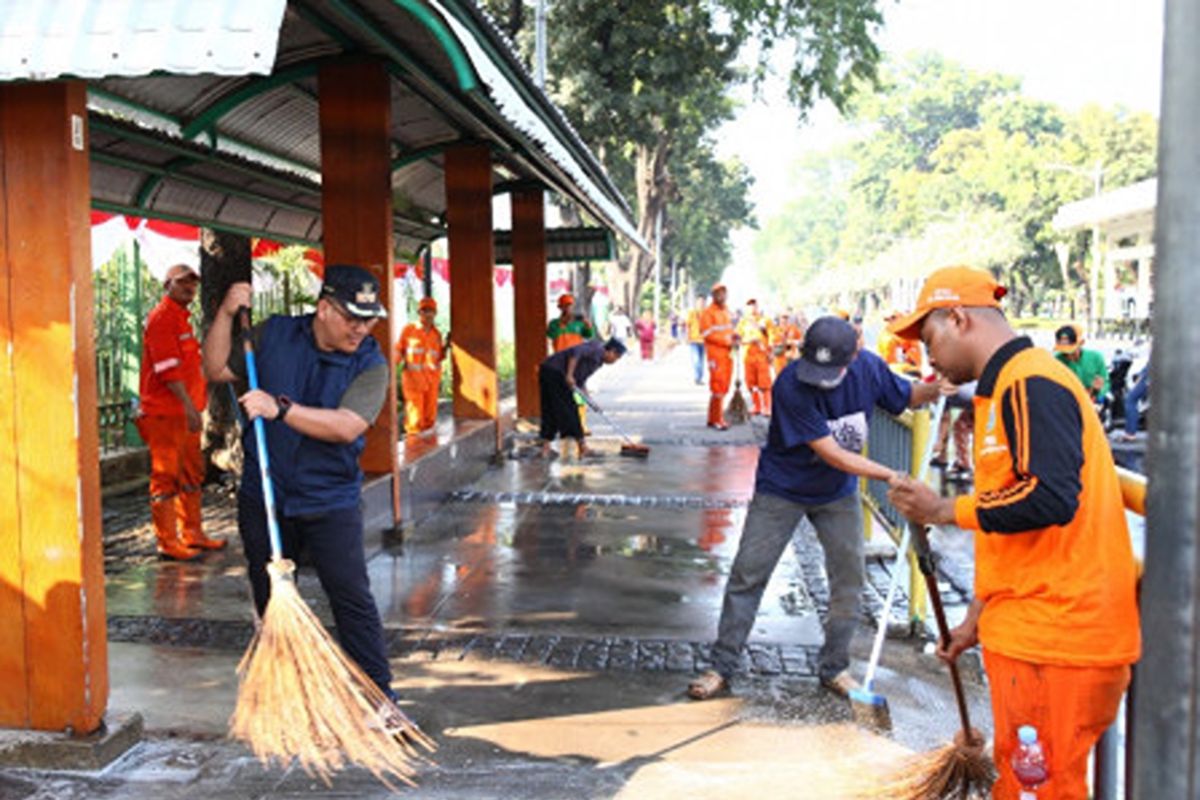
{"left": 275, "top": 395, "right": 293, "bottom": 422}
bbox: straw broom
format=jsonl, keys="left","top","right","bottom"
{"left": 228, "top": 310, "right": 434, "bottom": 788}
{"left": 726, "top": 346, "right": 750, "bottom": 424}
{"left": 865, "top": 524, "right": 995, "bottom": 799}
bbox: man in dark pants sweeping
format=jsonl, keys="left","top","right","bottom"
{"left": 539, "top": 337, "right": 626, "bottom": 459}
{"left": 202, "top": 264, "right": 407, "bottom": 727}
{"left": 687, "top": 316, "right": 946, "bottom": 700}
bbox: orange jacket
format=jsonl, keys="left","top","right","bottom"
{"left": 954, "top": 339, "right": 1140, "bottom": 667}
{"left": 139, "top": 295, "right": 205, "bottom": 417}
{"left": 397, "top": 323, "right": 446, "bottom": 390}
{"left": 699, "top": 303, "right": 734, "bottom": 354}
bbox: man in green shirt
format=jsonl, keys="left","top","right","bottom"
{"left": 1054, "top": 323, "right": 1109, "bottom": 399}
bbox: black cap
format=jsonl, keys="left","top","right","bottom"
{"left": 795, "top": 316, "right": 858, "bottom": 387}
{"left": 319, "top": 264, "right": 387, "bottom": 319}
{"left": 604, "top": 337, "right": 627, "bottom": 356}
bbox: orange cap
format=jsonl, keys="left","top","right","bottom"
{"left": 888, "top": 265, "right": 1007, "bottom": 340}
{"left": 418, "top": 297, "right": 437, "bottom": 312}
{"left": 834, "top": 308, "right": 850, "bottom": 321}
{"left": 558, "top": 293, "right": 575, "bottom": 308}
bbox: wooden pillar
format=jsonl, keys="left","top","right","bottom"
{"left": 0, "top": 81, "right": 107, "bottom": 733}
{"left": 318, "top": 59, "right": 398, "bottom": 476}
{"left": 445, "top": 143, "right": 497, "bottom": 420}
{"left": 512, "top": 189, "right": 547, "bottom": 419}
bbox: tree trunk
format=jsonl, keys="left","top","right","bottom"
{"left": 199, "top": 229, "right": 253, "bottom": 482}
{"left": 612, "top": 134, "right": 672, "bottom": 314}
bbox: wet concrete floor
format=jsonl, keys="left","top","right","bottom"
{"left": 7, "top": 345, "right": 995, "bottom": 798}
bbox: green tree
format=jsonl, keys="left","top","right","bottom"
{"left": 753, "top": 52, "right": 1158, "bottom": 313}
{"left": 480, "top": 0, "right": 889, "bottom": 311}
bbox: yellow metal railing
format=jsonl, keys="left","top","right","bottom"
{"left": 862, "top": 407, "right": 934, "bottom": 627}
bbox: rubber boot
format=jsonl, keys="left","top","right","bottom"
{"left": 178, "top": 488, "right": 226, "bottom": 550}
{"left": 710, "top": 396, "right": 728, "bottom": 430}
{"left": 152, "top": 497, "right": 200, "bottom": 561}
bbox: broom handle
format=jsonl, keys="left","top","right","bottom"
{"left": 914, "top": 524, "right": 974, "bottom": 741}
{"left": 238, "top": 308, "right": 284, "bottom": 562}
{"left": 863, "top": 398, "right": 945, "bottom": 688}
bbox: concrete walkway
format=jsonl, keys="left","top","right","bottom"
{"left": 2, "top": 344, "right": 992, "bottom": 799}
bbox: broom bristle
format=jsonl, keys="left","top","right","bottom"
{"left": 230, "top": 559, "right": 435, "bottom": 788}
{"left": 726, "top": 385, "right": 750, "bottom": 424}
{"left": 862, "top": 738, "right": 996, "bottom": 799}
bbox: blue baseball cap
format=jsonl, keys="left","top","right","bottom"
{"left": 794, "top": 316, "right": 858, "bottom": 387}
{"left": 320, "top": 264, "right": 387, "bottom": 319}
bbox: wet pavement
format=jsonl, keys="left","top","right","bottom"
{"left": 6, "top": 345, "right": 995, "bottom": 798}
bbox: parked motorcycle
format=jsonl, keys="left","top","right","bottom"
{"left": 1107, "top": 345, "right": 1151, "bottom": 433}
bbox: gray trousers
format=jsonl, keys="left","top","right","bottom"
{"left": 711, "top": 490, "right": 864, "bottom": 681}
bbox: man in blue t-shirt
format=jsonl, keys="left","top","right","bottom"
{"left": 687, "top": 316, "right": 946, "bottom": 700}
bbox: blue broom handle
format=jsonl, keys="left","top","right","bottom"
{"left": 238, "top": 309, "right": 284, "bottom": 561}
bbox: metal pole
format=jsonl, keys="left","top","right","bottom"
{"left": 534, "top": 0, "right": 547, "bottom": 89}
{"left": 1133, "top": 0, "right": 1200, "bottom": 796}
{"left": 1089, "top": 160, "right": 1104, "bottom": 337}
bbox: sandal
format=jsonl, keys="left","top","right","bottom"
{"left": 687, "top": 669, "right": 730, "bottom": 700}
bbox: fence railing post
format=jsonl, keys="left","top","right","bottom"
{"left": 906, "top": 407, "right": 932, "bottom": 625}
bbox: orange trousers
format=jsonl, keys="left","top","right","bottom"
{"left": 706, "top": 349, "right": 732, "bottom": 426}
{"left": 139, "top": 414, "right": 203, "bottom": 544}
{"left": 985, "top": 649, "right": 1130, "bottom": 800}
{"left": 402, "top": 372, "right": 439, "bottom": 433}
{"left": 744, "top": 355, "right": 772, "bottom": 414}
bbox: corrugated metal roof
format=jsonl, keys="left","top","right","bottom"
{"left": 0, "top": 0, "right": 287, "bottom": 81}
{"left": 0, "top": 0, "right": 640, "bottom": 254}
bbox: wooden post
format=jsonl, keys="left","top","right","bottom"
{"left": 0, "top": 81, "right": 107, "bottom": 733}
{"left": 445, "top": 143, "right": 498, "bottom": 420}
{"left": 512, "top": 189, "right": 547, "bottom": 419}
{"left": 318, "top": 59, "right": 398, "bottom": 478}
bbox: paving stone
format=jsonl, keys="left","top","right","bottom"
{"left": 575, "top": 639, "right": 610, "bottom": 671}
{"left": 544, "top": 637, "right": 584, "bottom": 669}
{"left": 605, "top": 639, "right": 637, "bottom": 671}
{"left": 636, "top": 640, "right": 666, "bottom": 672}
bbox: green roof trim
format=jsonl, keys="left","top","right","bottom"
{"left": 325, "top": 0, "right": 476, "bottom": 93}
{"left": 389, "top": 0, "right": 477, "bottom": 92}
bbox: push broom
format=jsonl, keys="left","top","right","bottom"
{"left": 228, "top": 309, "right": 434, "bottom": 788}
{"left": 577, "top": 388, "right": 650, "bottom": 458}
{"left": 850, "top": 398, "right": 945, "bottom": 732}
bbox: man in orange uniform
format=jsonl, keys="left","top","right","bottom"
{"left": 700, "top": 284, "right": 737, "bottom": 430}
{"left": 397, "top": 297, "right": 448, "bottom": 434}
{"left": 547, "top": 293, "right": 595, "bottom": 352}
{"left": 887, "top": 266, "right": 1140, "bottom": 800}
{"left": 736, "top": 299, "right": 772, "bottom": 415}
{"left": 138, "top": 263, "right": 225, "bottom": 560}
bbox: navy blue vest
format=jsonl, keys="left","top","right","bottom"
{"left": 240, "top": 314, "right": 386, "bottom": 516}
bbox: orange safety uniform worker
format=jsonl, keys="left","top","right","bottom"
{"left": 700, "top": 284, "right": 736, "bottom": 430}
{"left": 547, "top": 293, "right": 595, "bottom": 353}
{"left": 887, "top": 266, "right": 1140, "bottom": 800}
{"left": 771, "top": 315, "right": 803, "bottom": 377}
{"left": 736, "top": 300, "right": 773, "bottom": 416}
{"left": 397, "top": 297, "right": 448, "bottom": 433}
{"left": 879, "top": 311, "right": 924, "bottom": 377}
{"left": 138, "top": 263, "right": 224, "bottom": 560}
{"left": 547, "top": 293, "right": 596, "bottom": 433}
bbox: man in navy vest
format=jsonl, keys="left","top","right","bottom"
{"left": 202, "top": 264, "right": 402, "bottom": 722}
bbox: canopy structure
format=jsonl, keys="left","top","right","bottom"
{"left": 0, "top": 0, "right": 637, "bottom": 739}
{"left": 2, "top": 0, "right": 642, "bottom": 255}
{"left": 1053, "top": 178, "right": 1157, "bottom": 322}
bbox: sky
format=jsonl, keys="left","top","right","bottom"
{"left": 715, "top": 0, "right": 1166, "bottom": 296}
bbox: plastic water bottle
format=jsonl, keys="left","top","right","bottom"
{"left": 1012, "top": 725, "right": 1049, "bottom": 798}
